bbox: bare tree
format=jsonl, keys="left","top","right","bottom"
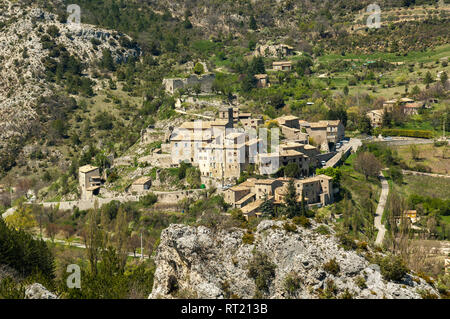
{"left": 410, "top": 144, "right": 420, "bottom": 161}
{"left": 354, "top": 152, "right": 382, "bottom": 180}
{"left": 83, "top": 201, "right": 104, "bottom": 275}
{"left": 114, "top": 207, "right": 129, "bottom": 269}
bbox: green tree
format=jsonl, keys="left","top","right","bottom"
{"left": 83, "top": 203, "right": 104, "bottom": 275}
{"left": 440, "top": 71, "right": 448, "bottom": 86}
{"left": 260, "top": 193, "right": 275, "bottom": 218}
{"left": 343, "top": 86, "right": 349, "bottom": 96}
{"left": 424, "top": 71, "right": 433, "bottom": 85}
{"left": 284, "top": 179, "right": 300, "bottom": 218}
{"left": 100, "top": 49, "right": 115, "bottom": 71}
{"left": 359, "top": 115, "right": 372, "bottom": 135}
{"left": 4, "top": 204, "right": 37, "bottom": 232}
{"left": 249, "top": 16, "right": 257, "bottom": 30}
{"left": 284, "top": 163, "right": 300, "bottom": 178}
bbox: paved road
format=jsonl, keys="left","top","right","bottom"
{"left": 372, "top": 137, "right": 436, "bottom": 146}
{"left": 324, "top": 138, "right": 362, "bottom": 168}
{"left": 175, "top": 108, "right": 214, "bottom": 120}
{"left": 375, "top": 172, "right": 389, "bottom": 246}
{"left": 402, "top": 170, "right": 450, "bottom": 179}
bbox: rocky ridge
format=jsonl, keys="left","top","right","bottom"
{"left": 150, "top": 220, "right": 439, "bottom": 299}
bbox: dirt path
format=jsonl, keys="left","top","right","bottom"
{"left": 375, "top": 171, "right": 389, "bottom": 246}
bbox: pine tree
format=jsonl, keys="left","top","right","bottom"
{"left": 440, "top": 71, "right": 448, "bottom": 86}
{"left": 284, "top": 179, "right": 300, "bottom": 218}
{"left": 424, "top": 71, "right": 433, "bottom": 85}
{"left": 260, "top": 193, "right": 274, "bottom": 218}
{"left": 249, "top": 16, "right": 257, "bottom": 30}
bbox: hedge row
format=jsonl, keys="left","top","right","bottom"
{"left": 381, "top": 129, "right": 433, "bottom": 139}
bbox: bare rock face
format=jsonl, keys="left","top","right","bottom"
{"left": 25, "top": 283, "right": 58, "bottom": 299}
{"left": 149, "top": 220, "right": 439, "bottom": 299}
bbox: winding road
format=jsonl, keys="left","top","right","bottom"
{"left": 374, "top": 172, "right": 389, "bottom": 246}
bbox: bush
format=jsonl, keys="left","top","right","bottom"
{"left": 381, "top": 129, "right": 433, "bottom": 139}
{"left": 0, "top": 219, "right": 54, "bottom": 279}
{"left": 355, "top": 276, "right": 367, "bottom": 289}
{"left": 139, "top": 193, "right": 157, "bottom": 207}
{"left": 323, "top": 258, "right": 340, "bottom": 276}
{"left": 242, "top": 231, "right": 255, "bottom": 245}
{"left": 315, "top": 225, "right": 330, "bottom": 235}
{"left": 292, "top": 216, "right": 311, "bottom": 228}
{"left": 378, "top": 254, "right": 408, "bottom": 282}
{"left": 417, "top": 289, "right": 438, "bottom": 299}
{"left": 339, "top": 288, "right": 353, "bottom": 299}
{"left": 337, "top": 233, "right": 357, "bottom": 250}
{"left": 247, "top": 252, "right": 276, "bottom": 295}
{"left": 284, "top": 273, "right": 302, "bottom": 294}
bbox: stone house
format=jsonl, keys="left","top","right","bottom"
{"left": 274, "top": 175, "right": 334, "bottom": 206}
{"left": 367, "top": 109, "right": 384, "bottom": 128}
{"left": 273, "top": 61, "right": 293, "bottom": 71}
{"left": 224, "top": 175, "right": 334, "bottom": 214}
{"left": 403, "top": 102, "right": 424, "bottom": 116}
{"left": 300, "top": 120, "right": 345, "bottom": 149}
{"left": 258, "top": 150, "right": 310, "bottom": 176}
{"left": 275, "top": 115, "right": 309, "bottom": 143}
{"left": 130, "top": 177, "right": 152, "bottom": 194}
{"left": 79, "top": 165, "right": 101, "bottom": 200}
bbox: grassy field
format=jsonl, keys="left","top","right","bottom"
{"left": 392, "top": 143, "right": 450, "bottom": 175}
{"left": 396, "top": 174, "right": 450, "bottom": 200}
{"left": 340, "top": 154, "right": 381, "bottom": 210}
{"left": 318, "top": 44, "right": 450, "bottom": 98}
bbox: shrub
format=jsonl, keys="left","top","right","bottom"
{"left": 356, "top": 241, "right": 368, "bottom": 251}
{"left": 315, "top": 225, "right": 331, "bottom": 235}
{"left": 339, "top": 288, "right": 353, "bottom": 299}
{"left": 242, "top": 231, "right": 255, "bottom": 245}
{"left": 283, "top": 222, "right": 297, "bottom": 233}
{"left": 337, "top": 233, "right": 357, "bottom": 250}
{"left": 355, "top": 276, "right": 367, "bottom": 289}
{"left": 378, "top": 254, "right": 408, "bottom": 282}
{"left": 292, "top": 216, "right": 311, "bottom": 228}
{"left": 417, "top": 289, "right": 438, "bottom": 299}
{"left": 323, "top": 258, "right": 340, "bottom": 276}
{"left": 247, "top": 252, "right": 276, "bottom": 295}
{"left": 139, "top": 193, "right": 157, "bottom": 207}
{"left": 284, "top": 273, "right": 302, "bottom": 294}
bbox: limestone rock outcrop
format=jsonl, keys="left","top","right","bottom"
{"left": 150, "top": 220, "right": 439, "bottom": 299}
{"left": 25, "top": 283, "right": 58, "bottom": 299}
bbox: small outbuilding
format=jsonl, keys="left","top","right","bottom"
{"left": 131, "top": 177, "right": 152, "bottom": 193}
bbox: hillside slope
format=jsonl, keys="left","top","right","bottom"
{"left": 0, "top": 0, "right": 139, "bottom": 171}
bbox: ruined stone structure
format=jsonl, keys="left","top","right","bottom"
{"left": 254, "top": 43, "right": 294, "bottom": 58}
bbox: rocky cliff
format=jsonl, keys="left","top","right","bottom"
{"left": 0, "top": 0, "right": 139, "bottom": 169}
{"left": 150, "top": 220, "right": 439, "bottom": 299}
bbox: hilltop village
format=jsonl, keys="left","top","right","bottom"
{"left": 0, "top": 0, "right": 449, "bottom": 300}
